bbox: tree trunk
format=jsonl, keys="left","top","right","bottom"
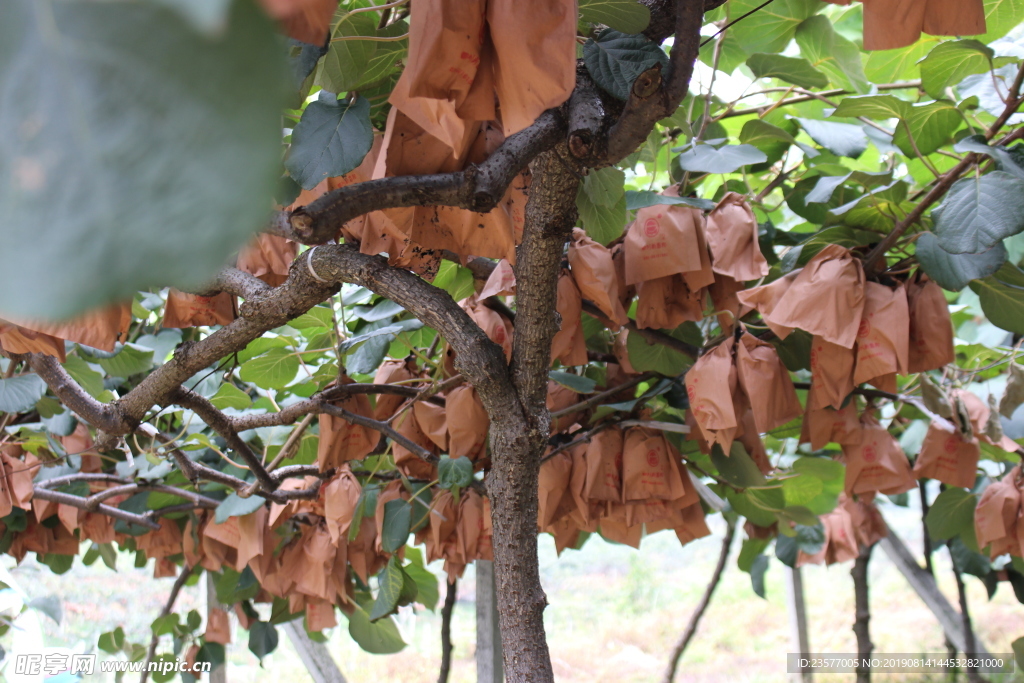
{"left": 485, "top": 149, "right": 580, "bottom": 683}
{"left": 852, "top": 544, "right": 874, "bottom": 683}
{"left": 950, "top": 552, "right": 988, "bottom": 683}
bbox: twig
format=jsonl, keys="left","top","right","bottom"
{"left": 551, "top": 372, "right": 657, "bottom": 418}
{"left": 662, "top": 518, "right": 735, "bottom": 683}
{"left": 32, "top": 488, "right": 160, "bottom": 530}
{"left": 437, "top": 578, "right": 457, "bottom": 683}
{"left": 140, "top": 563, "right": 196, "bottom": 683}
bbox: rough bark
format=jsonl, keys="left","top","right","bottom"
{"left": 950, "top": 551, "right": 988, "bottom": 683}
{"left": 485, "top": 148, "right": 580, "bottom": 683}
{"left": 852, "top": 544, "right": 874, "bottom": 683}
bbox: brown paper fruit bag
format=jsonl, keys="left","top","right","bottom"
{"left": 317, "top": 383, "right": 378, "bottom": 470}
{"left": 705, "top": 192, "right": 770, "bottom": 282}
{"left": 460, "top": 294, "right": 514, "bottom": 360}
{"left": 583, "top": 427, "right": 624, "bottom": 503}
{"left": 974, "top": 465, "right": 1021, "bottom": 559}
{"left": 708, "top": 272, "right": 752, "bottom": 333}
{"left": 236, "top": 234, "right": 297, "bottom": 288}
{"left": 568, "top": 228, "right": 629, "bottom": 329}
{"left": 824, "top": 506, "right": 860, "bottom": 565}
{"left": 842, "top": 413, "right": 915, "bottom": 497}
{"left": 735, "top": 332, "right": 802, "bottom": 433}
{"left": 5, "top": 301, "right": 132, "bottom": 353}
{"left": 860, "top": 0, "right": 985, "bottom": 51}
{"left": 853, "top": 282, "right": 910, "bottom": 389}
{"left": 446, "top": 385, "right": 490, "bottom": 460}
{"left": 801, "top": 401, "right": 863, "bottom": 451}
{"left": 538, "top": 452, "right": 573, "bottom": 529}
{"left": 486, "top": 0, "right": 576, "bottom": 136}
{"left": 163, "top": 290, "right": 236, "bottom": 328}
{"left": 907, "top": 273, "right": 955, "bottom": 373}
{"left": 391, "top": 410, "right": 439, "bottom": 481}
{"left": 808, "top": 336, "right": 856, "bottom": 411}
{"left": 551, "top": 269, "right": 590, "bottom": 366}
{"left": 634, "top": 275, "right": 705, "bottom": 330}
{"left": 912, "top": 419, "right": 980, "bottom": 489}
{"left": 736, "top": 271, "right": 799, "bottom": 340}
{"left": 479, "top": 259, "right": 516, "bottom": 300}
{"left": 623, "top": 204, "right": 707, "bottom": 284}
{"left": 621, "top": 427, "right": 687, "bottom": 502}
{"left": 372, "top": 358, "right": 423, "bottom": 421}
{"left": 685, "top": 340, "right": 738, "bottom": 453}
{"left": 758, "top": 244, "right": 866, "bottom": 349}
{"left": 204, "top": 607, "right": 232, "bottom": 645}
{"left": 0, "top": 322, "right": 66, "bottom": 360}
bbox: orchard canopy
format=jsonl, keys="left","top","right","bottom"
{"left": 2, "top": 0, "right": 1024, "bottom": 679}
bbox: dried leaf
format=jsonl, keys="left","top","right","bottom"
{"left": 1000, "top": 362, "right": 1024, "bottom": 418}
{"left": 985, "top": 394, "right": 1005, "bottom": 444}
{"left": 920, "top": 374, "right": 953, "bottom": 418}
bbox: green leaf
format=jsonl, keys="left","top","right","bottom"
{"left": 624, "top": 190, "right": 715, "bottom": 211}
{"left": 210, "top": 383, "right": 252, "bottom": 410}
{"left": 548, "top": 371, "right": 597, "bottom": 394}
{"left": 348, "top": 602, "right": 406, "bottom": 654}
{"left": 370, "top": 558, "right": 405, "bottom": 621}
{"left": 740, "top": 120, "right": 800, "bottom": 166}
{"left": 289, "top": 307, "right": 334, "bottom": 329}
{"left": 248, "top": 621, "right": 279, "bottom": 660}
{"left": 62, "top": 355, "right": 106, "bottom": 399}
{"left": 746, "top": 53, "right": 828, "bottom": 89}
{"left": 969, "top": 263, "right": 1024, "bottom": 335}
{"left": 925, "top": 487, "right": 977, "bottom": 540}
{"left": 794, "top": 15, "right": 869, "bottom": 92}
{"left": 26, "top": 595, "right": 62, "bottom": 625}
{"left": 1013, "top": 635, "right": 1024, "bottom": 671}
{"left": 794, "top": 118, "right": 867, "bottom": 158}
{"left": 673, "top": 143, "right": 768, "bottom": 174}
{"left": 979, "top": 0, "right": 1024, "bottom": 43}
{"left": 934, "top": 172, "right": 1024, "bottom": 254}
{"left": 583, "top": 167, "right": 626, "bottom": 208}
{"left": 781, "top": 473, "right": 823, "bottom": 507}
{"left": 750, "top": 554, "right": 769, "bottom": 598}
{"left": 865, "top": 41, "right": 935, "bottom": 84}
{"left": 381, "top": 499, "right": 411, "bottom": 553}
{"left": 97, "top": 343, "right": 154, "bottom": 378}
{"left": 893, "top": 101, "right": 961, "bottom": 157}
{"left": 710, "top": 443, "right": 766, "bottom": 488}
{"left": 583, "top": 29, "right": 669, "bottom": 101}
{"left": 738, "top": 537, "right": 770, "bottom": 572}
{"left": 0, "top": 374, "right": 46, "bottom": 413}
{"left": 239, "top": 348, "right": 300, "bottom": 390}
{"left": 98, "top": 626, "right": 125, "bottom": 653}
{"left": 576, "top": 183, "right": 628, "bottom": 245}
{"left": 432, "top": 262, "right": 476, "bottom": 302}
{"left": 196, "top": 642, "right": 225, "bottom": 669}
{"left": 151, "top": 613, "right": 180, "bottom": 636}
{"left": 831, "top": 94, "right": 910, "bottom": 120}
{"left": 625, "top": 326, "right": 693, "bottom": 375}
{"left": 0, "top": 0, "right": 288, "bottom": 320}
{"left": 916, "top": 232, "right": 1007, "bottom": 291}
{"left": 578, "top": 0, "right": 651, "bottom": 33}
{"left": 215, "top": 493, "right": 264, "bottom": 523}
{"left": 355, "top": 21, "right": 409, "bottom": 90}
{"left": 919, "top": 39, "right": 996, "bottom": 98}
{"left": 315, "top": 11, "right": 381, "bottom": 94}
{"left": 954, "top": 135, "right": 1024, "bottom": 179}
{"left": 949, "top": 537, "right": 991, "bottom": 578}
{"left": 285, "top": 92, "right": 374, "bottom": 190}
{"left": 728, "top": 0, "right": 820, "bottom": 54}
{"left": 404, "top": 562, "right": 440, "bottom": 611}
{"left": 438, "top": 456, "right": 474, "bottom": 491}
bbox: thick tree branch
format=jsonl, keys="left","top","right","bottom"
{"left": 285, "top": 111, "right": 566, "bottom": 245}
{"left": 22, "top": 353, "right": 130, "bottom": 434}
{"left": 603, "top": 0, "right": 704, "bottom": 162}
{"left": 170, "top": 387, "right": 278, "bottom": 492}
{"left": 32, "top": 488, "right": 161, "bottom": 530}
{"left": 211, "top": 267, "right": 273, "bottom": 300}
